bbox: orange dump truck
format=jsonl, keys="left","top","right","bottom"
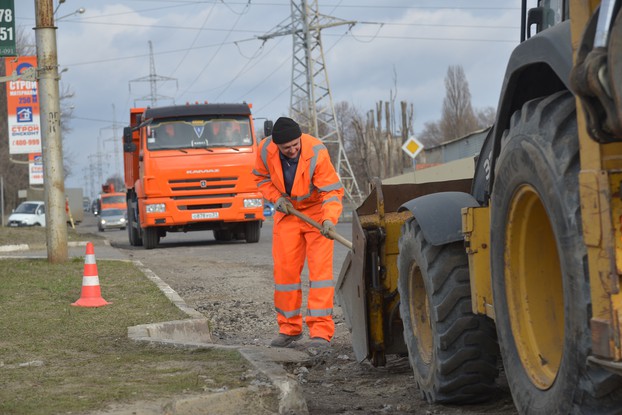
{"left": 123, "top": 103, "right": 265, "bottom": 249}
{"left": 99, "top": 184, "right": 125, "bottom": 212}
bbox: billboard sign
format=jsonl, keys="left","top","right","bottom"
{"left": 0, "top": 0, "right": 15, "bottom": 57}
{"left": 29, "top": 152, "right": 43, "bottom": 185}
{"left": 5, "top": 56, "right": 41, "bottom": 154}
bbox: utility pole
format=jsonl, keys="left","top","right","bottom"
{"left": 35, "top": 0, "right": 67, "bottom": 263}
{"left": 258, "top": 0, "right": 363, "bottom": 206}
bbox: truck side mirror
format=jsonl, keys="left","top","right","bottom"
{"left": 123, "top": 127, "right": 132, "bottom": 144}
{"left": 264, "top": 120, "right": 273, "bottom": 138}
{"left": 123, "top": 126, "right": 137, "bottom": 152}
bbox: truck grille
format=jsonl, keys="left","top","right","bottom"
{"left": 179, "top": 203, "right": 232, "bottom": 210}
{"left": 169, "top": 176, "right": 238, "bottom": 192}
{"left": 168, "top": 177, "right": 239, "bottom": 211}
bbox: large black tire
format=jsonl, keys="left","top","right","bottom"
{"left": 397, "top": 218, "right": 499, "bottom": 404}
{"left": 491, "top": 91, "right": 622, "bottom": 413}
{"left": 245, "top": 220, "right": 261, "bottom": 243}
{"left": 142, "top": 227, "right": 159, "bottom": 250}
{"left": 127, "top": 196, "right": 142, "bottom": 247}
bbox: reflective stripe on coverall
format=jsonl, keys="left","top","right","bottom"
{"left": 253, "top": 134, "right": 344, "bottom": 341}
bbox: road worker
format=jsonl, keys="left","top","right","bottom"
{"left": 253, "top": 117, "right": 344, "bottom": 348}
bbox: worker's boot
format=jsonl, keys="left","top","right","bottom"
{"left": 270, "top": 333, "right": 302, "bottom": 348}
{"left": 305, "top": 337, "right": 330, "bottom": 349}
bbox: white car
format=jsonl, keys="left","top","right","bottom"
{"left": 7, "top": 201, "right": 46, "bottom": 227}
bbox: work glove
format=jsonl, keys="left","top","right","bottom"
{"left": 275, "top": 197, "right": 293, "bottom": 214}
{"left": 321, "top": 219, "right": 336, "bottom": 239}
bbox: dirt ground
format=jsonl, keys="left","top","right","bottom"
{"left": 116, "top": 228, "right": 520, "bottom": 415}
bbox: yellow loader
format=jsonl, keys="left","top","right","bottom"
{"left": 336, "top": 1, "right": 622, "bottom": 413}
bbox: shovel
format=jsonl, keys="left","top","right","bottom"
{"left": 284, "top": 206, "right": 353, "bottom": 250}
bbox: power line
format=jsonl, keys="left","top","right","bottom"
{"left": 234, "top": 38, "right": 291, "bottom": 100}
{"left": 123, "top": 0, "right": 519, "bottom": 12}
{"left": 212, "top": 34, "right": 292, "bottom": 100}
{"left": 177, "top": 0, "right": 251, "bottom": 98}
{"left": 62, "top": 29, "right": 515, "bottom": 68}
{"left": 20, "top": 17, "right": 520, "bottom": 33}
{"left": 166, "top": 0, "right": 219, "bottom": 78}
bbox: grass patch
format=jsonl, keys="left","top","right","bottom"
{"left": 0, "top": 259, "right": 249, "bottom": 415}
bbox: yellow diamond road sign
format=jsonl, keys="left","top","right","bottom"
{"left": 402, "top": 136, "right": 424, "bottom": 159}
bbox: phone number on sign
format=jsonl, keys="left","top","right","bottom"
{"left": 12, "top": 138, "right": 40, "bottom": 146}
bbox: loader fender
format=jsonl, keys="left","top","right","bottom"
{"left": 398, "top": 191, "right": 479, "bottom": 246}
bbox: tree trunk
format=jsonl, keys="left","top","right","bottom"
{"left": 385, "top": 101, "right": 392, "bottom": 176}
{"left": 400, "top": 101, "right": 410, "bottom": 173}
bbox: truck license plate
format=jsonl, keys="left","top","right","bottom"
{"left": 191, "top": 212, "right": 219, "bottom": 220}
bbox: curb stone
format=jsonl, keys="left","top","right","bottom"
{"left": 127, "top": 260, "right": 310, "bottom": 415}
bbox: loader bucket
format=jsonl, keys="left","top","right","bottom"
{"left": 336, "top": 177, "right": 472, "bottom": 365}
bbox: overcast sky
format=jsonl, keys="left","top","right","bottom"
{"left": 14, "top": 1, "right": 519, "bottom": 197}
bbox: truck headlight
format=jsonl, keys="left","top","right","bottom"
{"left": 244, "top": 198, "right": 262, "bottom": 208}
{"left": 146, "top": 203, "right": 166, "bottom": 213}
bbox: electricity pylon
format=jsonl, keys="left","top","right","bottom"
{"left": 101, "top": 104, "right": 123, "bottom": 180}
{"left": 129, "top": 41, "right": 178, "bottom": 107}
{"left": 258, "top": 0, "right": 363, "bottom": 205}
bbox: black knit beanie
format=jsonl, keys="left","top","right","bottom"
{"left": 272, "top": 117, "right": 302, "bottom": 144}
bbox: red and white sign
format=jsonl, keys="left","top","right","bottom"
{"left": 6, "top": 56, "right": 41, "bottom": 154}
{"left": 29, "top": 152, "right": 43, "bottom": 185}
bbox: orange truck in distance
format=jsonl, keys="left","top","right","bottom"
{"left": 123, "top": 103, "right": 265, "bottom": 249}
{"left": 99, "top": 184, "right": 125, "bottom": 212}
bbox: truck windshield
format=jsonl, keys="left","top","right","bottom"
{"left": 146, "top": 116, "right": 253, "bottom": 151}
{"left": 101, "top": 195, "right": 125, "bottom": 204}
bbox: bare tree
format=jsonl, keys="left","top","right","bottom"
{"left": 400, "top": 100, "right": 415, "bottom": 172}
{"left": 476, "top": 106, "right": 496, "bottom": 128}
{"left": 418, "top": 120, "right": 444, "bottom": 147}
{"left": 440, "top": 65, "right": 478, "bottom": 141}
{"left": 337, "top": 96, "right": 415, "bottom": 191}
{"left": 16, "top": 26, "right": 35, "bottom": 56}
{"left": 418, "top": 65, "right": 496, "bottom": 148}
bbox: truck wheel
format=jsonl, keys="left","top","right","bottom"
{"left": 491, "top": 91, "right": 622, "bottom": 413}
{"left": 245, "top": 221, "right": 261, "bottom": 243}
{"left": 127, "top": 198, "right": 142, "bottom": 246}
{"left": 143, "top": 227, "right": 159, "bottom": 249}
{"left": 397, "top": 217, "right": 499, "bottom": 404}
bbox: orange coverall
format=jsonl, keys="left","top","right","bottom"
{"left": 253, "top": 133, "right": 344, "bottom": 341}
